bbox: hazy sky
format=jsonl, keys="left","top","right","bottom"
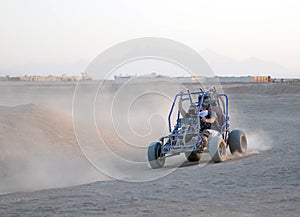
{"left": 0, "top": 0, "right": 299, "bottom": 76}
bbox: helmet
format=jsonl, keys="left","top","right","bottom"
{"left": 202, "top": 95, "right": 211, "bottom": 107}
{"left": 202, "top": 101, "right": 209, "bottom": 107}
{"left": 202, "top": 92, "right": 217, "bottom": 107}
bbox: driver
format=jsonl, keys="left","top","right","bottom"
{"left": 199, "top": 94, "right": 221, "bottom": 148}
{"left": 201, "top": 97, "right": 221, "bottom": 132}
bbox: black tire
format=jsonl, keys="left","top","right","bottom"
{"left": 148, "top": 142, "right": 165, "bottom": 169}
{"left": 209, "top": 135, "right": 227, "bottom": 162}
{"left": 185, "top": 151, "right": 201, "bottom": 162}
{"left": 228, "top": 130, "right": 247, "bottom": 154}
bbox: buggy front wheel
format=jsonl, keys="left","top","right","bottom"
{"left": 148, "top": 142, "right": 165, "bottom": 169}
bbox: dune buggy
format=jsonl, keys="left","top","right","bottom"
{"left": 147, "top": 87, "right": 247, "bottom": 168}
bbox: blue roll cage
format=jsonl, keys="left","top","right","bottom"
{"left": 161, "top": 89, "right": 230, "bottom": 155}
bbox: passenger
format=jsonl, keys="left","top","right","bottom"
{"left": 178, "top": 94, "right": 197, "bottom": 118}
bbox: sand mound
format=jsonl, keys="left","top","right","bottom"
{"left": 0, "top": 104, "right": 80, "bottom": 155}
{"left": 0, "top": 104, "right": 104, "bottom": 194}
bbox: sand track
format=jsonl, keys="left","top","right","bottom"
{"left": 0, "top": 81, "right": 299, "bottom": 216}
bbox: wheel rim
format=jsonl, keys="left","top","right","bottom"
{"left": 218, "top": 143, "right": 226, "bottom": 157}
{"left": 240, "top": 136, "right": 247, "bottom": 152}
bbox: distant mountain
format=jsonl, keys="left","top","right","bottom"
{"left": 200, "top": 49, "right": 299, "bottom": 78}
{"left": 1, "top": 49, "right": 299, "bottom": 78}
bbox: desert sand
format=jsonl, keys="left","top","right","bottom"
{"left": 0, "top": 80, "right": 299, "bottom": 216}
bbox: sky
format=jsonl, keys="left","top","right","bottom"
{"left": 0, "top": 0, "right": 299, "bottom": 77}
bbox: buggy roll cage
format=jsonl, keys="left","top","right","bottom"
{"left": 167, "top": 88, "right": 230, "bottom": 143}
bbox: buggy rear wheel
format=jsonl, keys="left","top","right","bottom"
{"left": 184, "top": 151, "right": 201, "bottom": 162}
{"left": 228, "top": 130, "right": 247, "bottom": 154}
{"left": 185, "top": 151, "right": 201, "bottom": 162}
{"left": 209, "top": 135, "right": 227, "bottom": 162}
{"left": 148, "top": 142, "right": 165, "bottom": 169}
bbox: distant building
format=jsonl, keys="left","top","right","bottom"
{"left": 114, "top": 72, "right": 168, "bottom": 83}
{"left": 113, "top": 74, "right": 273, "bottom": 84}
{"left": 0, "top": 75, "right": 10, "bottom": 81}
{"left": 253, "top": 76, "right": 271, "bottom": 82}
{"left": 4, "top": 74, "right": 91, "bottom": 82}
{"left": 7, "top": 76, "right": 21, "bottom": 81}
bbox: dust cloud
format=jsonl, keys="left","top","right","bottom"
{"left": 0, "top": 80, "right": 189, "bottom": 192}
{"left": 73, "top": 79, "right": 193, "bottom": 181}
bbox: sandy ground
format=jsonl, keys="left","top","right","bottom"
{"left": 0, "top": 81, "right": 299, "bottom": 216}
